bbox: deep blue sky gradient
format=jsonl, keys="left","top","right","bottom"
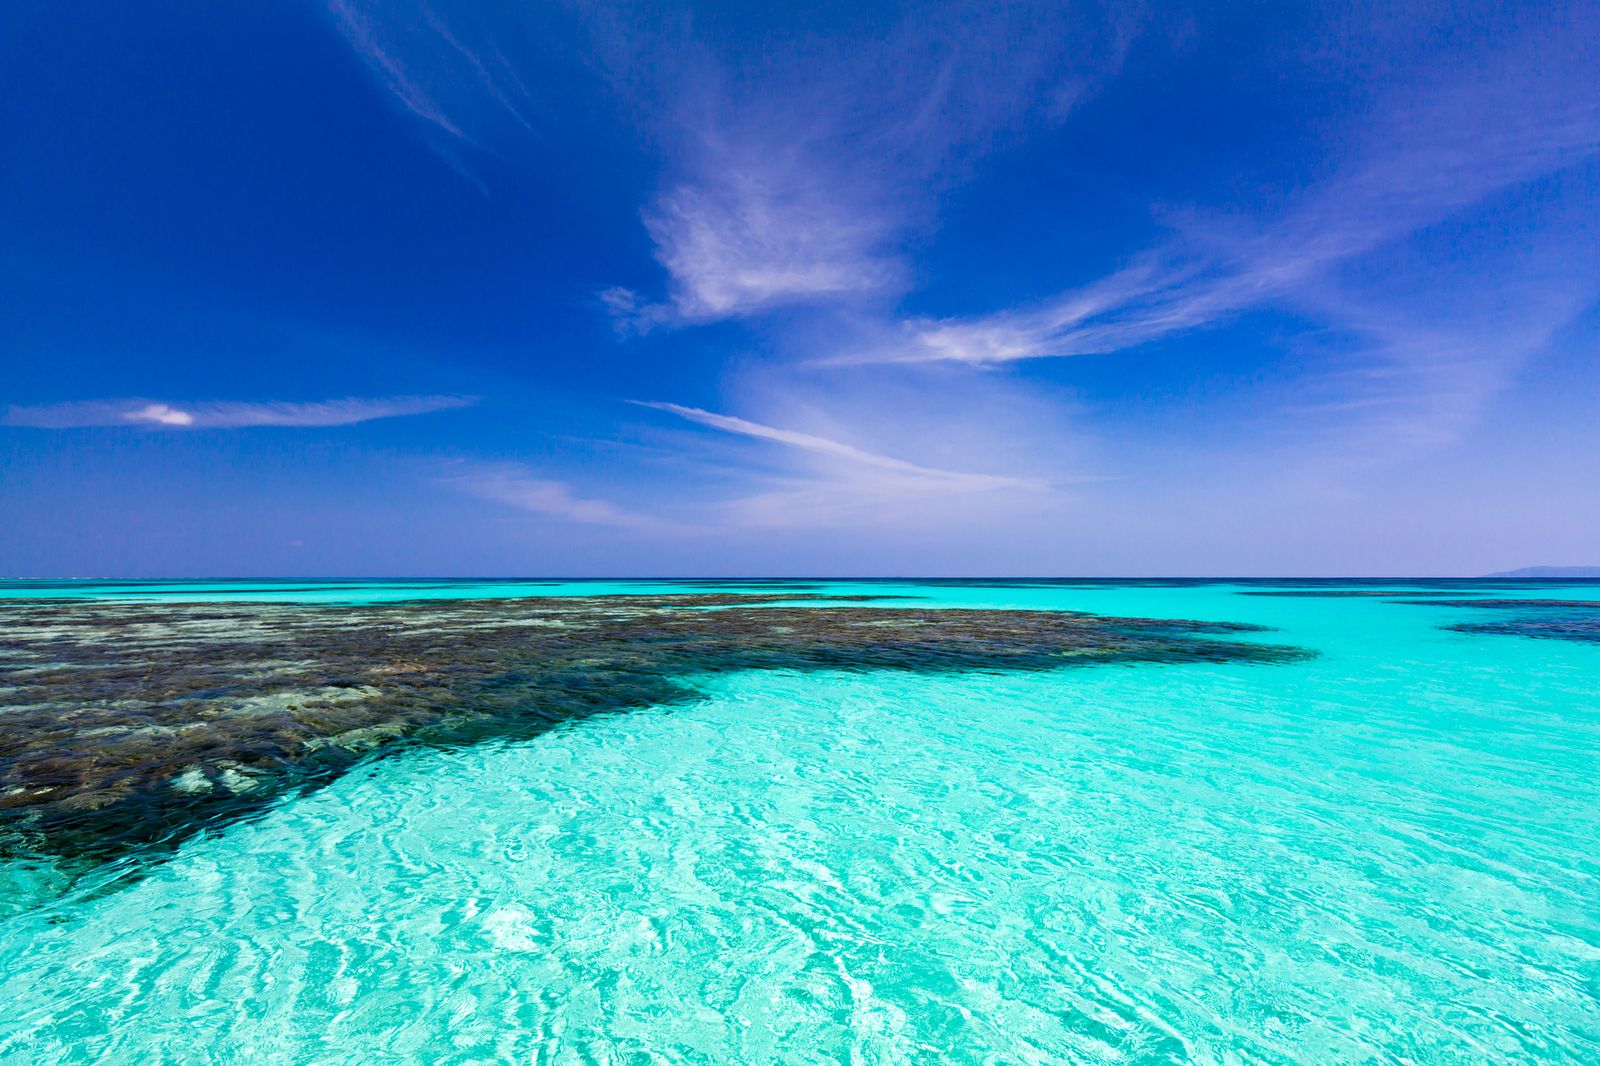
{"left": 3, "top": 0, "right": 1597, "bottom": 575}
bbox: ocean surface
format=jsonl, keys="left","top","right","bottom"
{"left": 2, "top": 579, "right": 1598, "bottom": 1063}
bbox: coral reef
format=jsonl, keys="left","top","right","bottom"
{"left": 1, "top": 594, "right": 1310, "bottom": 860}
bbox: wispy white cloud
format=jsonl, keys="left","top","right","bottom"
{"left": 618, "top": 169, "right": 903, "bottom": 326}
{"left": 5, "top": 396, "right": 472, "bottom": 429}
{"left": 863, "top": 253, "right": 1220, "bottom": 366}
{"left": 319, "top": 1, "right": 1158, "bottom": 328}
{"left": 325, "top": 0, "right": 540, "bottom": 161}
{"left": 328, "top": 0, "right": 465, "bottom": 141}
{"left": 601, "top": 121, "right": 905, "bottom": 331}
{"left": 633, "top": 397, "right": 1054, "bottom": 529}
{"left": 600, "top": 3, "right": 1151, "bottom": 329}
{"left": 635, "top": 401, "right": 1037, "bottom": 492}
{"left": 313, "top": 0, "right": 1598, "bottom": 542}
{"left": 431, "top": 460, "right": 652, "bottom": 528}
{"left": 866, "top": 18, "right": 1600, "bottom": 369}
{"left": 1282, "top": 266, "right": 1599, "bottom": 463}
{"left": 419, "top": 6, "right": 534, "bottom": 134}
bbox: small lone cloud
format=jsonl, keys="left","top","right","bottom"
{"left": 126, "top": 403, "right": 196, "bottom": 427}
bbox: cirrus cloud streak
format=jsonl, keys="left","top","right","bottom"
{"left": 5, "top": 396, "right": 473, "bottom": 430}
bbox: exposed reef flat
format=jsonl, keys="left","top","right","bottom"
{"left": 0, "top": 594, "right": 1309, "bottom": 862}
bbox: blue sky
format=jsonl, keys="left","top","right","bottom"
{"left": 2, "top": 0, "right": 1597, "bottom": 576}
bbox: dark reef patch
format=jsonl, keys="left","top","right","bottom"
{"left": 1, "top": 595, "right": 1310, "bottom": 862}
{"left": 1391, "top": 599, "right": 1600, "bottom": 610}
{"left": 1392, "top": 598, "right": 1600, "bottom": 644}
{"left": 1239, "top": 589, "right": 1482, "bottom": 598}
{"left": 1445, "top": 618, "right": 1600, "bottom": 643}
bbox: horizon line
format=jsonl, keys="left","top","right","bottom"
{"left": 3, "top": 575, "right": 1597, "bottom": 583}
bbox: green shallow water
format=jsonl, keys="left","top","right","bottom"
{"left": 2, "top": 581, "right": 1599, "bottom": 1063}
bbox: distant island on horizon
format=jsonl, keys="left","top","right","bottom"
{"left": 1484, "top": 566, "right": 1600, "bottom": 578}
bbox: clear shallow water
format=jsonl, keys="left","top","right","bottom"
{"left": 2, "top": 581, "right": 1598, "bottom": 1063}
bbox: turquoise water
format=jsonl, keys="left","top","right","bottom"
{"left": 3, "top": 581, "right": 1599, "bottom": 1063}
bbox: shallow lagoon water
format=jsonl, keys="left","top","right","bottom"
{"left": 2, "top": 581, "right": 1598, "bottom": 1063}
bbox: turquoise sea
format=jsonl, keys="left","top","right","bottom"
{"left": 2, "top": 579, "right": 1598, "bottom": 1063}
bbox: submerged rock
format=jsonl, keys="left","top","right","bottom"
{"left": 0, "top": 594, "right": 1311, "bottom": 861}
